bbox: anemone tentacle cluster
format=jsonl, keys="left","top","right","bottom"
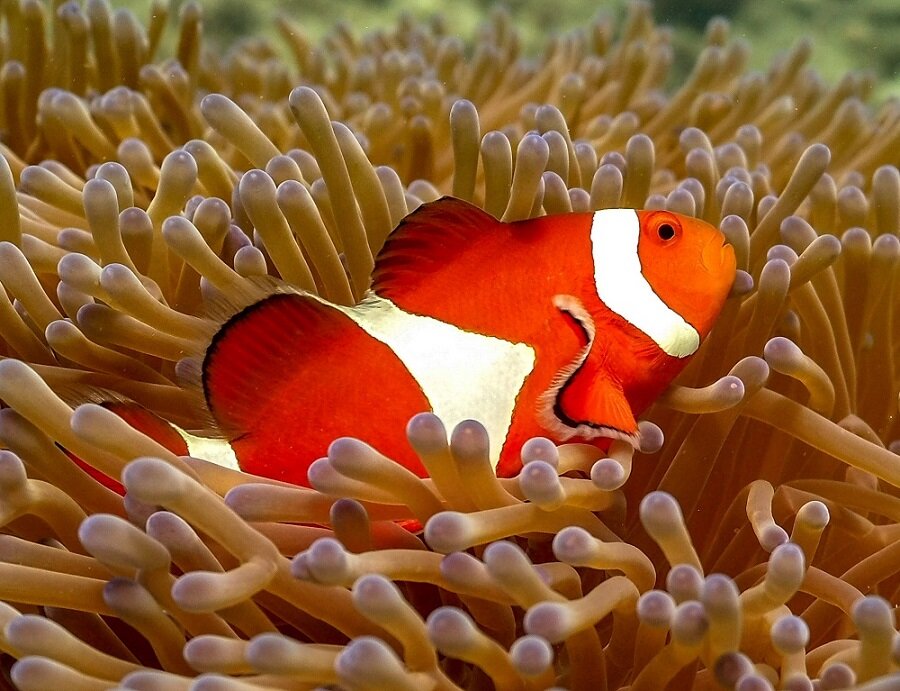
{"left": 0, "top": 1, "right": 897, "bottom": 689}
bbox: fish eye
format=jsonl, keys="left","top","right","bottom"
{"left": 641, "top": 211, "right": 682, "bottom": 244}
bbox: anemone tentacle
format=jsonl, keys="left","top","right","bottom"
{"left": 0, "top": 2, "right": 897, "bottom": 690}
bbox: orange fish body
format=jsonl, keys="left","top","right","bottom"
{"left": 195, "top": 198, "right": 736, "bottom": 484}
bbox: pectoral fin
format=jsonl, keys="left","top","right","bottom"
{"left": 538, "top": 295, "right": 640, "bottom": 446}
{"left": 554, "top": 365, "right": 639, "bottom": 442}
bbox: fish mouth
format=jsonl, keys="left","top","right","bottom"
{"left": 702, "top": 234, "right": 736, "bottom": 274}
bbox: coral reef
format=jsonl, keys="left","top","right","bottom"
{"left": 0, "top": 1, "right": 897, "bottom": 689}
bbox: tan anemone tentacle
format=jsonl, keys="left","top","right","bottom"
{"left": 0, "top": 3, "right": 896, "bottom": 689}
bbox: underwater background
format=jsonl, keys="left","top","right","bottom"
{"left": 0, "top": 0, "right": 898, "bottom": 689}
{"left": 114, "top": 0, "right": 900, "bottom": 100}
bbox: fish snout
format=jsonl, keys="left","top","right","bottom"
{"left": 701, "top": 234, "right": 737, "bottom": 276}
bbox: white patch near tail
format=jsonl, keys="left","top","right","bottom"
{"left": 175, "top": 427, "right": 241, "bottom": 471}
{"left": 590, "top": 209, "right": 700, "bottom": 358}
{"left": 334, "top": 293, "right": 536, "bottom": 470}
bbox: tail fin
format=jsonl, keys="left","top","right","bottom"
{"left": 60, "top": 398, "right": 188, "bottom": 493}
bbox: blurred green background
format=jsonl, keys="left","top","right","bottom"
{"left": 122, "top": 0, "right": 899, "bottom": 100}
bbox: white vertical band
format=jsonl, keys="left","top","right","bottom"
{"left": 337, "top": 294, "right": 536, "bottom": 470}
{"left": 590, "top": 209, "right": 700, "bottom": 358}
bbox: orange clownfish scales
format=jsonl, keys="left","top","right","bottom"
{"left": 203, "top": 292, "right": 432, "bottom": 479}
{"left": 196, "top": 197, "right": 736, "bottom": 484}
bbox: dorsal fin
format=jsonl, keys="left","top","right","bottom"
{"left": 201, "top": 291, "right": 333, "bottom": 437}
{"left": 175, "top": 275, "right": 299, "bottom": 434}
{"left": 372, "top": 196, "right": 502, "bottom": 298}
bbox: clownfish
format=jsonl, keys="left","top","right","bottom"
{"left": 75, "top": 198, "right": 736, "bottom": 488}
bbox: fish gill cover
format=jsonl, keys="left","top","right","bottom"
{"left": 0, "top": 1, "right": 897, "bottom": 689}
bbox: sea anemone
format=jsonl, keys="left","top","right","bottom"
{"left": 0, "top": 1, "right": 898, "bottom": 689}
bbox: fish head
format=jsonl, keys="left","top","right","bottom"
{"left": 634, "top": 210, "right": 737, "bottom": 343}
{"left": 542, "top": 209, "right": 737, "bottom": 447}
